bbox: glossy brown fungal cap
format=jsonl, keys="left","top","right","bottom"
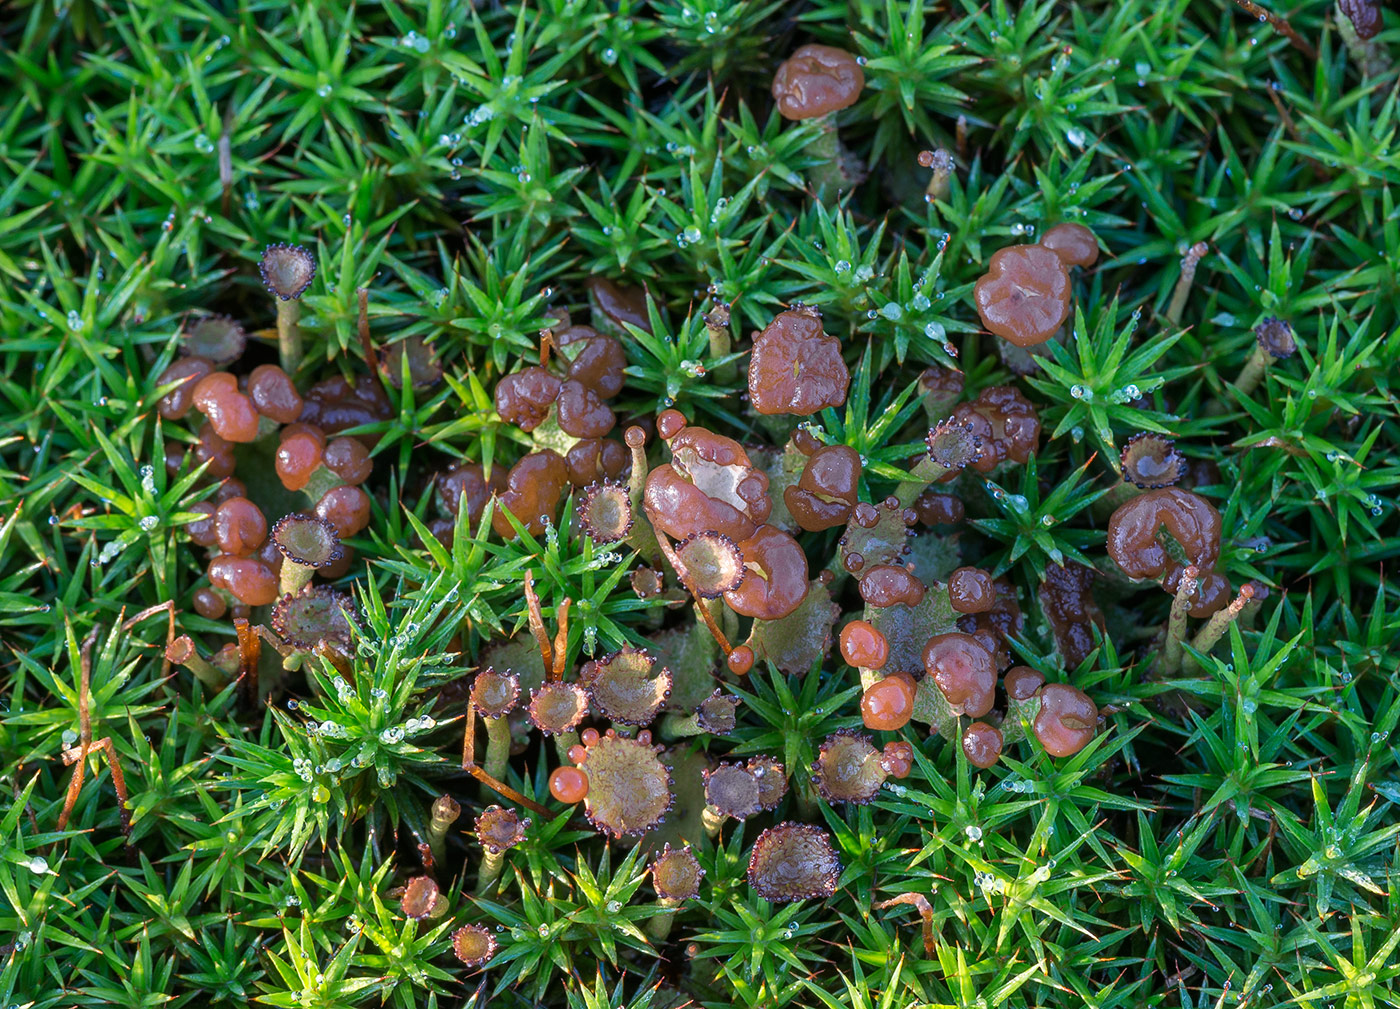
{"left": 652, "top": 844, "right": 705, "bottom": 901}
{"left": 155, "top": 357, "right": 215, "bottom": 420}
{"left": 401, "top": 876, "right": 442, "bottom": 920}
{"left": 493, "top": 450, "right": 570, "bottom": 539}
{"left": 704, "top": 762, "right": 763, "bottom": 820}
{"left": 1120, "top": 432, "right": 1185, "bottom": 490}
{"left": 564, "top": 333, "right": 627, "bottom": 399}
{"left": 961, "top": 722, "right": 1003, "bottom": 769}
{"left": 913, "top": 490, "right": 965, "bottom": 526}
{"left": 948, "top": 567, "right": 996, "bottom": 614}
{"left": 785, "top": 443, "right": 862, "bottom": 531}
{"left": 587, "top": 277, "right": 653, "bottom": 334}
{"left": 207, "top": 556, "right": 279, "bottom": 607}
{"left": 924, "top": 419, "right": 983, "bottom": 472}
{"left": 771, "top": 44, "right": 865, "bottom": 120}
{"left": 565, "top": 438, "right": 629, "bottom": 487}
{"left": 214, "top": 497, "right": 267, "bottom": 556}
{"left": 674, "top": 530, "right": 747, "bottom": 597}
{"left": 840, "top": 619, "right": 889, "bottom": 669}
{"left": 270, "top": 586, "right": 355, "bottom": 650}
{"left": 1254, "top": 316, "right": 1297, "bottom": 359}
{"left": 723, "top": 525, "right": 810, "bottom": 620}
{"left": 694, "top": 690, "right": 741, "bottom": 734}
{"left": 248, "top": 364, "right": 304, "bottom": 425}
{"left": 316, "top": 485, "right": 372, "bottom": 539}
{"left": 645, "top": 427, "right": 772, "bottom": 541}
{"left": 813, "top": 731, "right": 887, "bottom": 804}
{"left": 1033, "top": 682, "right": 1098, "bottom": 757}
{"left": 923, "top": 632, "right": 997, "bottom": 718}
{"left": 880, "top": 740, "right": 914, "bottom": 779}
{"left": 1339, "top": 0, "right": 1383, "bottom": 40}
{"left": 1038, "top": 223, "right": 1099, "bottom": 268}
{"left": 475, "top": 805, "right": 530, "bottom": 853}
{"left": 527, "top": 681, "right": 589, "bottom": 735}
{"left": 749, "top": 307, "right": 850, "bottom": 416}
{"left": 183, "top": 315, "right": 247, "bottom": 366}
{"left": 272, "top": 513, "right": 343, "bottom": 568}
{"left": 861, "top": 673, "right": 914, "bottom": 731}
{"left": 451, "top": 923, "right": 498, "bottom": 967}
{"left": 470, "top": 667, "right": 521, "bottom": 719}
{"left": 1107, "top": 488, "right": 1223, "bottom": 617}
{"left": 192, "top": 372, "right": 261, "bottom": 443}
{"left": 859, "top": 565, "right": 926, "bottom": 608}
{"left": 578, "top": 481, "right": 634, "bottom": 544}
{"left": 580, "top": 647, "right": 672, "bottom": 726}
{"left": 259, "top": 243, "right": 317, "bottom": 301}
{"left": 556, "top": 379, "right": 617, "bottom": 439}
{"left": 276, "top": 426, "right": 325, "bottom": 493}
{"left": 1039, "top": 562, "right": 1105, "bottom": 668}
{"left": 949, "top": 386, "right": 1041, "bottom": 473}
{"left": 973, "top": 244, "right": 1072, "bottom": 347}
{"left": 300, "top": 373, "right": 392, "bottom": 435}
{"left": 747, "top": 823, "right": 842, "bottom": 902}
{"left": 494, "top": 366, "right": 562, "bottom": 432}
{"left": 580, "top": 731, "right": 672, "bottom": 837}
{"left": 438, "top": 462, "right": 505, "bottom": 530}
{"left": 1004, "top": 665, "right": 1046, "bottom": 701}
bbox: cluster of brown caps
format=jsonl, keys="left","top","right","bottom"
{"left": 159, "top": 245, "right": 385, "bottom": 663}
{"left": 973, "top": 223, "right": 1099, "bottom": 348}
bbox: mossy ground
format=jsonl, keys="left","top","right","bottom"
{"left": 2, "top": 1, "right": 1400, "bottom": 1007}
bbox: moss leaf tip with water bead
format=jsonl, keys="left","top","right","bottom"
{"left": 451, "top": 923, "right": 498, "bottom": 967}
{"left": 271, "top": 513, "right": 344, "bottom": 569}
{"left": 474, "top": 804, "right": 530, "bottom": 853}
{"left": 578, "top": 480, "right": 634, "bottom": 544}
{"left": 747, "top": 822, "right": 842, "bottom": 902}
{"left": 651, "top": 843, "right": 705, "bottom": 901}
{"left": 470, "top": 667, "right": 521, "bottom": 719}
{"left": 258, "top": 242, "right": 317, "bottom": 301}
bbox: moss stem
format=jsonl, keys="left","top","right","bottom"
{"left": 276, "top": 298, "right": 303, "bottom": 376}
{"left": 553, "top": 730, "right": 580, "bottom": 766}
{"left": 427, "top": 795, "right": 461, "bottom": 866}
{"left": 645, "top": 898, "right": 683, "bottom": 942}
{"left": 1165, "top": 242, "right": 1208, "bottom": 327}
{"left": 704, "top": 305, "right": 736, "bottom": 384}
{"left": 483, "top": 716, "right": 511, "bottom": 783}
{"left": 1234, "top": 344, "right": 1269, "bottom": 397}
{"left": 476, "top": 847, "right": 506, "bottom": 894}
{"left": 1163, "top": 566, "right": 1199, "bottom": 675}
{"left": 895, "top": 457, "right": 956, "bottom": 508}
{"left": 279, "top": 558, "right": 316, "bottom": 597}
{"left": 805, "top": 114, "right": 853, "bottom": 200}
{"left": 1188, "top": 584, "right": 1256, "bottom": 660}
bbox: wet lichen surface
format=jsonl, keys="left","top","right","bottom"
{"left": 5, "top": 2, "right": 1400, "bottom": 1008}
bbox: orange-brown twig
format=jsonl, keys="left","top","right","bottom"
{"left": 56, "top": 630, "right": 132, "bottom": 838}
{"left": 1231, "top": 1, "right": 1318, "bottom": 60}
{"left": 460, "top": 698, "right": 552, "bottom": 818}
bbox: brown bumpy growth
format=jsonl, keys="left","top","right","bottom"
{"left": 1339, "top": 0, "right": 1383, "bottom": 40}
{"left": 527, "top": 682, "right": 589, "bottom": 735}
{"left": 771, "top": 45, "right": 865, "bottom": 120}
{"left": 704, "top": 762, "right": 764, "bottom": 821}
{"left": 644, "top": 426, "right": 772, "bottom": 541}
{"left": 1107, "top": 487, "right": 1226, "bottom": 617}
{"left": 973, "top": 245, "right": 1072, "bottom": 347}
{"left": 495, "top": 366, "right": 562, "bottom": 432}
{"left": 156, "top": 357, "right": 215, "bottom": 420}
{"left": 923, "top": 633, "right": 997, "bottom": 718}
{"left": 949, "top": 386, "right": 1041, "bottom": 472}
{"left": 1033, "top": 683, "right": 1098, "bottom": 757}
{"left": 651, "top": 844, "right": 705, "bottom": 900}
{"left": 961, "top": 722, "right": 1004, "bottom": 769}
{"left": 587, "top": 277, "right": 653, "bottom": 334}
{"left": 493, "top": 450, "right": 570, "bottom": 538}
{"left": 840, "top": 620, "right": 889, "bottom": 669}
{"left": 1038, "top": 222, "right": 1099, "bottom": 268}
{"left": 451, "top": 924, "right": 498, "bottom": 967}
{"left": 947, "top": 567, "right": 995, "bottom": 614}
{"left": 192, "top": 372, "right": 261, "bottom": 443}
{"left": 578, "top": 481, "right": 634, "bottom": 544}
{"left": 784, "top": 443, "right": 862, "bottom": 531}
{"left": 861, "top": 673, "right": 915, "bottom": 731}
{"left": 580, "top": 647, "right": 672, "bottom": 725}
{"left": 748, "top": 307, "right": 850, "bottom": 416}
{"left": 1039, "top": 562, "right": 1105, "bottom": 668}
{"left": 723, "top": 525, "right": 809, "bottom": 620}
{"left": 858, "top": 565, "right": 926, "bottom": 608}
{"left": 673, "top": 531, "right": 746, "bottom": 597}
{"left": 270, "top": 586, "right": 355, "bottom": 651}
{"left": 470, "top": 668, "right": 521, "bottom": 719}
{"left": 747, "top": 823, "right": 843, "bottom": 902}
{"left": 259, "top": 243, "right": 317, "bottom": 300}
{"left": 475, "top": 805, "right": 530, "bottom": 853}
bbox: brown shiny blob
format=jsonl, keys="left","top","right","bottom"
{"left": 973, "top": 244, "right": 1072, "bottom": 347}
{"left": 1107, "top": 487, "right": 1223, "bottom": 617}
{"left": 565, "top": 438, "right": 629, "bottom": 487}
{"left": 1339, "top": 0, "right": 1383, "bottom": 40}
{"left": 186, "top": 502, "right": 218, "bottom": 547}
{"left": 555, "top": 379, "right": 616, "bottom": 438}
{"left": 207, "top": 556, "right": 279, "bottom": 606}
{"left": 248, "top": 364, "right": 304, "bottom": 424}
{"left": 949, "top": 386, "right": 1040, "bottom": 473}
{"left": 276, "top": 429, "right": 325, "bottom": 492}
{"left": 494, "top": 366, "right": 562, "bottom": 432}
{"left": 192, "top": 423, "right": 236, "bottom": 479}
{"left": 914, "top": 490, "right": 964, "bottom": 526}
{"left": 749, "top": 307, "right": 849, "bottom": 416}
{"left": 1254, "top": 316, "right": 1297, "bottom": 360}
{"left": 859, "top": 565, "right": 926, "bottom": 608}
{"left": 315, "top": 484, "right": 372, "bottom": 538}
{"left": 192, "top": 372, "right": 261, "bottom": 443}
{"left": 656, "top": 409, "right": 687, "bottom": 441}
{"left": 771, "top": 44, "right": 865, "bottom": 120}
{"left": 840, "top": 620, "right": 889, "bottom": 669}
{"left": 861, "top": 675, "right": 915, "bottom": 731}
{"left": 323, "top": 437, "right": 373, "bottom": 485}
{"left": 566, "top": 335, "right": 627, "bottom": 398}
{"left": 962, "top": 722, "right": 1003, "bottom": 768}
{"left": 587, "top": 277, "right": 652, "bottom": 333}
{"left": 880, "top": 740, "right": 914, "bottom": 778}
{"left": 192, "top": 587, "right": 227, "bottom": 619}
{"left": 727, "top": 646, "right": 756, "bottom": 676}
{"left": 723, "top": 525, "right": 809, "bottom": 620}
{"left": 922, "top": 632, "right": 997, "bottom": 718}
{"left": 1120, "top": 432, "right": 1185, "bottom": 490}
{"left": 948, "top": 567, "right": 996, "bottom": 614}
{"left": 300, "top": 374, "right": 392, "bottom": 437}
{"left": 214, "top": 497, "right": 268, "bottom": 556}
{"left": 644, "top": 427, "right": 771, "bottom": 541}
{"left": 1039, "top": 562, "right": 1105, "bottom": 668}
{"left": 1038, "top": 223, "right": 1099, "bottom": 268}
{"left": 785, "top": 444, "right": 861, "bottom": 531}
{"left": 1004, "top": 666, "right": 1046, "bottom": 701}
{"left": 437, "top": 462, "right": 505, "bottom": 530}
{"left": 1033, "top": 682, "right": 1098, "bottom": 757}
{"left": 919, "top": 366, "right": 965, "bottom": 419}
{"left": 549, "top": 766, "right": 589, "bottom": 803}
{"left": 956, "top": 578, "right": 1023, "bottom": 670}
{"left": 155, "top": 357, "right": 214, "bottom": 420}
{"left": 493, "top": 450, "right": 570, "bottom": 538}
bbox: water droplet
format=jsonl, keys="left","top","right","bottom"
{"left": 964, "top": 825, "right": 983, "bottom": 841}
